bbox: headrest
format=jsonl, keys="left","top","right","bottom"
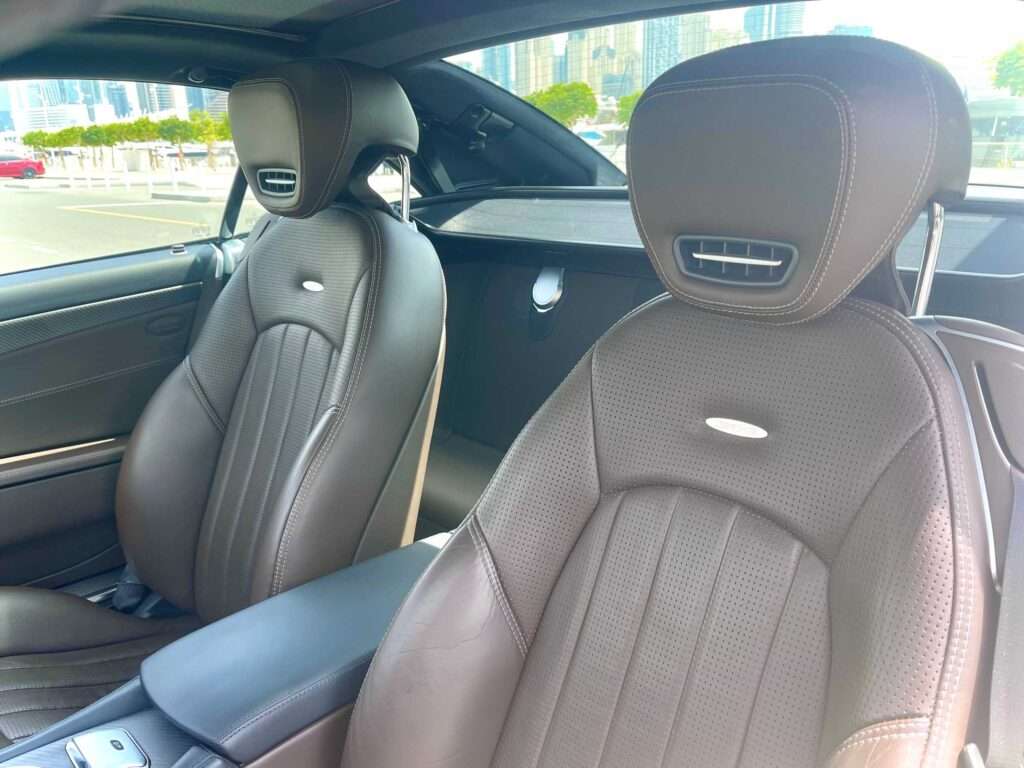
{"left": 627, "top": 36, "right": 970, "bottom": 323}
{"left": 229, "top": 59, "right": 418, "bottom": 218}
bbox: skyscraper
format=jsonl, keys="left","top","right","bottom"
{"left": 830, "top": 24, "right": 873, "bottom": 37}
{"left": 481, "top": 44, "right": 513, "bottom": 91}
{"left": 744, "top": 2, "right": 805, "bottom": 43}
{"left": 642, "top": 16, "right": 681, "bottom": 89}
{"left": 0, "top": 84, "right": 12, "bottom": 132}
{"left": 680, "top": 14, "right": 712, "bottom": 60}
{"left": 514, "top": 37, "right": 556, "bottom": 95}
{"left": 103, "top": 82, "right": 132, "bottom": 118}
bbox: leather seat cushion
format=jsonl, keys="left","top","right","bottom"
{"left": 0, "top": 588, "right": 197, "bottom": 747}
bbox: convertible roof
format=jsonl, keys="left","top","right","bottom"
{"left": 3, "top": 0, "right": 753, "bottom": 82}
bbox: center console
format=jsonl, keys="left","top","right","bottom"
{"left": 0, "top": 535, "right": 446, "bottom": 768}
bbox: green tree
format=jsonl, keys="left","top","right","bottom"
{"left": 21, "top": 130, "right": 50, "bottom": 158}
{"left": 52, "top": 126, "right": 84, "bottom": 169}
{"left": 125, "top": 117, "right": 160, "bottom": 168}
{"left": 216, "top": 112, "right": 231, "bottom": 141}
{"left": 995, "top": 42, "right": 1024, "bottom": 96}
{"left": 157, "top": 117, "right": 195, "bottom": 165}
{"left": 617, "top": 91, "right": 642, "bottom": 126}
{"left": 80, "top": 124, "right": 106, "bottom": 166}
{"left": 189, "top": 110, "right": 222, "bottom": 168}
{"left": 525, "top": 82, "right": 598, "bottom": 128}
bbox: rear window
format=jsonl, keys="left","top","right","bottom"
{"left": 449, "top": 0, "right": 1024, "bottom": 189}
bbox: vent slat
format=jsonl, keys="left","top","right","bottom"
{"left": 674, "top": 236, "right": 797, "bottom": 287}
{"left": 257, "top": 168, "right": 297, "bottom": 197}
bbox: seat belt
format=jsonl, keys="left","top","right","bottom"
{"left": 111, "top": 561, "right": 148, "bottom": 613}
{"left": 986, "top": 469, "right": 1024, "bottom": 768}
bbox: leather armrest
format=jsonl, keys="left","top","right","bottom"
{"left": 140, "top": 536, "right": 446, "bottom": 764}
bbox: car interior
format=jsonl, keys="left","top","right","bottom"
{"left": 0, "top": 1, "right": 1023, "bottom": 767}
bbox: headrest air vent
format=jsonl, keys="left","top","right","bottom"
{"left": 674, "top": 236, "right": 798, "bottom": 287}
{"left": 257, "top": 168, "right": 297, "bottom": 197}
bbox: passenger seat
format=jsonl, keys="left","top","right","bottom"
{"left": 0, "top": 59, "right": 445, "bottom": 745}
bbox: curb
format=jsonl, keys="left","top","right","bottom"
{"left": 151, "top": 192, "right": 223, "bottom": 202}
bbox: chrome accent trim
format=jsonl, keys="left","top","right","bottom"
{"left": 398, "top": 155, "right": 412, "bottom": 223}
{"left": 914, "top": 318, "right": 1000, "bottom": 590}
{"left": 302, "top": 280, "right": 325, "bottom": 293}
{"left": 912, "top": 201, "right": 945, "bottom": 316}
{"left": 67, "top": 728, "right": 148, "bottom": 768}
{"left": 705, "top": 417, "right": 768, "bottom": 440}
{"left": 0, "top": 438, "right": 117, "bottom": 467}
{"left": 532, "top": 266, "right": 565, "bottom": 313}
{"left": 86, "top": 585, "right": 119, "bottom": 604}
{"left": 959, "top": 743, "right": 985, "bottom": 768}
{"left": 692, "top": 252, "right": 783, "bottom": 268}
{"left": 256, "top": 168, "right": 297, "bottom": 197}
{"left": 0, "top": 283, "right": 200, "bottom": 329}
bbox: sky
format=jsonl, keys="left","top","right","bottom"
{"left": 447, "top": 0, "right": 1024, "bottom": 100}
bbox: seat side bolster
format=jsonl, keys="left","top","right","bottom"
{"left": 826, "top": 718, "right": 931, "bottom": 768}
{"left": 341, "top": 523, "right": 525, "bottom": 768}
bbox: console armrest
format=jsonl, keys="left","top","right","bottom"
{"left": 140, "top": 536, "right": 446, "bottom": 764}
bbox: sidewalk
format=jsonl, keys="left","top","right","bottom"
{"left": 2, "top": 169, "right": 235, "bottom": 202}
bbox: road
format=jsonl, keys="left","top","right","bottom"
{"left": 0, "top": 181, "right": 263, "bottom": 275}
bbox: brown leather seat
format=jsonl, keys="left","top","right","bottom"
{"left": 0, "top": 60, "right": 445, "bottom": 746}
{"left": 341, "top": 37, "right": 990, "bottom": 768}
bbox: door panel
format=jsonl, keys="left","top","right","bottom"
{"left": 0, "top": 243, "right": 214, "bottom": 587}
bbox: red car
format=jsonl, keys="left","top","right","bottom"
{"left": 0, "top": 153, "right": 45, "bottom": 178}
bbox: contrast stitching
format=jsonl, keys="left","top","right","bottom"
{"left": 832, "top": 730, "right": 929, "bottom": 760}
{"left": 468, "top": 516, "right": 528, "bottom": 657}
{"left": 219, "top": 658, "right": 366, "bottom": 743}
{"left": 0, "top": 357, "right": 178, "bottom": 409}
{"left": 835, "top": 717, "right": 931, "bottom": 749}
{"left": 845, "top": 299, "right": 974, "bottom": 768}
{"left": 185, "top": 357, "right": 225, "bottom": 433}
{"left": 632, "top": 65, "right": 937, "bottom": 323}
{"left": 309, "top": 62, "right": 353, "bottom": 214}
{"left": 270, "top": 209, "right": 382, "bottom": 594}
{"left": 807, "top": 59, "right": 939, "bottom": 323}
{"left": 629, "top": 76, "right": 852, "bottom": 316}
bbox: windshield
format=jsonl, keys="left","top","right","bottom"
{"left": 447, "top": 0, "right": 1024, "bottom": 188}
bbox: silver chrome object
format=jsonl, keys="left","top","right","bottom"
{"left": 302, "top": 280, "right": 325, "bottom": 292}
{"left": 532, "top": 267, "right": 565, "bottom": 313}
{"left": 911, "top": 201, "right": 945, "bottom": 316}
{"left": 397, "top": 154, "right": 412, "bottom": 224}
{"left": 705, "top": 417, "right": 768, "bottom": 440}
{"left": 692, "top": 252, "right": 783, "bottom": 268}
{"left": 66, "top": 728, "right": 148, "bottom": 768}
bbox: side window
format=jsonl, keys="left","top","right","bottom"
{"left": 0, "top": 78, "right": 239, "bottom": 276}
{"left": 896, "top": 211, "right": 1024, "bottom": 277}
{"left": 232, "top": 161, "right": 420, "bottom": 236}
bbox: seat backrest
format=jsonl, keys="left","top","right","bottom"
{"left": 341, "top": 38, "right": 989, "bottom": 768}
{"left": 115, "top": 60, "right": 445, "bottom": 622}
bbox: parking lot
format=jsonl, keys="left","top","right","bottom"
{"left": 0, "top": 176, "right": 259, "bottom": 276}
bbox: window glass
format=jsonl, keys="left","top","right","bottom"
{"left": 233, "top": 161, "right": 420, "bottom": 236}
{"left": 0, "top": 79, "right": 237, "bottom": 275}
{"left": 449, "top": 0, "right": 1024, "bottom": 187}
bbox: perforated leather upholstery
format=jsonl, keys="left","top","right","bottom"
{"left": 342, "top": 37, "right": 987, "bottom": 768}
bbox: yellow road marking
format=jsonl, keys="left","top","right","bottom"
{"left": 58, "top": 205, "right": 197, "bottom": 227}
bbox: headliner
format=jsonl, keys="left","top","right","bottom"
{"left": 2, "top": 0, "right": 758, "bottom": 82}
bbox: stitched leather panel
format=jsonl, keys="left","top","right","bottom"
{"left": 194, "top": 322, "right": 343, "bottom": 620}
{"left": 491, "top": 488, "right": 828, "bottom": 768}
{"left": 0, "top": 633, "right": 180, "bottom": 745}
